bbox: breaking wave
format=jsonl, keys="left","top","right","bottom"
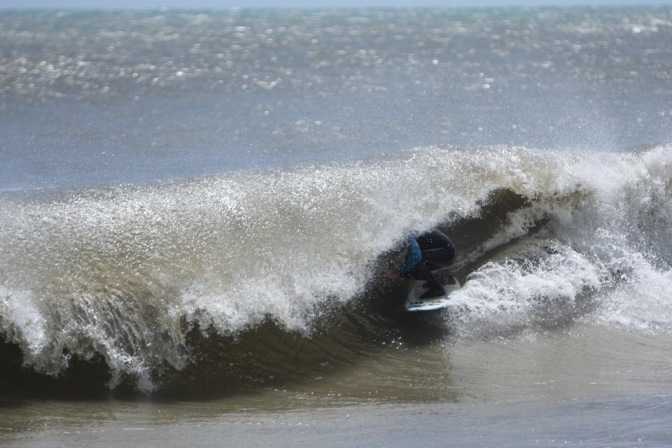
{"left": 1, "top": 143, "right": 671, "bottom": 396}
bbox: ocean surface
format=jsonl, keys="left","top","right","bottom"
{"left": 1, "top": 5, "right": 672, "bottom": 447}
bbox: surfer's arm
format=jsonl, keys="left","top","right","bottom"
{"left": 396, "top": 236, "right": 422, "bottom": 275}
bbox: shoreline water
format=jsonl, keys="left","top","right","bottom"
{"left": 3, "top": 396, "right": 672, "bottom": 448}
{"left": 2, "top": 325, "right": 672, "bottom": 446}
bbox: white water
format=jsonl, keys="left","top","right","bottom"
{"left": 1, "top": 144, "right": 671, "bottom": 391}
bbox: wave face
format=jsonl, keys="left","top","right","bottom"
{"left": 1, "top": 144, "right": 671, "bottom": 395}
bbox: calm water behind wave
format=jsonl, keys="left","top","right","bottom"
{"left": 1, "top": 7, "right": 671, "bottom": 190}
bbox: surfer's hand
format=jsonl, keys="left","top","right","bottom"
{"left": 385, "top": 269, "right": 398, "bottom": 278}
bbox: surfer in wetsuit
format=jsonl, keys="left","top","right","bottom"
{"left": 386, "top": 229, "right": 456, "bottom": 299}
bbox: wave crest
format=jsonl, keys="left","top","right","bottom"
{"left": 1, "top": 144, "right": 671, "bottom": 394}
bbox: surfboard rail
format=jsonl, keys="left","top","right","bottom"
{"left": 404, "top": 278, "right": 460, "bottom": 312}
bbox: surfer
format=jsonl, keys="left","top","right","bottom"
{"left": 386, "top": 229, "right": 456, "bottom": 299}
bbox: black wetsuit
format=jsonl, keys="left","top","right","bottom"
{"left": 396, "top": 229, "right": 456, "bottom": 299}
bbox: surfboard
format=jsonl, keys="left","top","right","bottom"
{"left": 404, "top": 277, "right": 460, "bottom": 312}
